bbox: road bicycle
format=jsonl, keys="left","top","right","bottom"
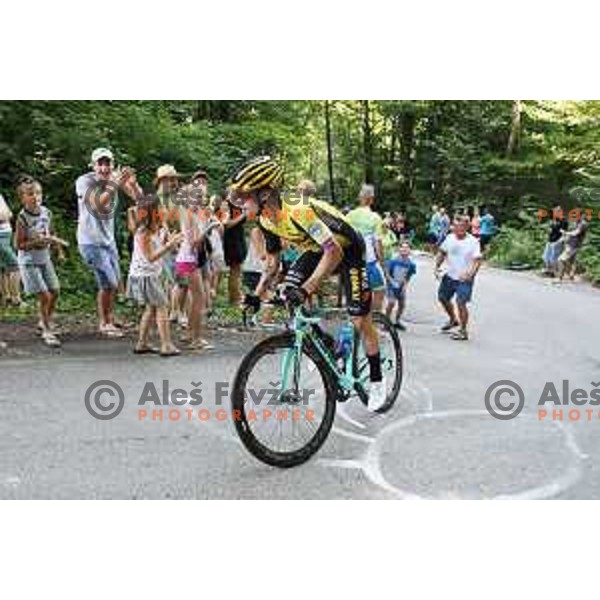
{"left": 231, "top": 304, "right": 403, "bottom": 467}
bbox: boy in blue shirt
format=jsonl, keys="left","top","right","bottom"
{"left": 478, "top": 208, "right": 497, "bottom": 251}
{"left": 384, "top": 241, "right": 417, "bottom": 331}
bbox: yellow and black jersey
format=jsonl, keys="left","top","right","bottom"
{"left": 258, "top": 195, "right": 361, "bottom": 254}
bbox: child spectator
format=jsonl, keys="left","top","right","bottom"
{"left": 0, "top": 193, "right": 23, "bottom": 307}
{"left": 175, "top": 188, "right": 219, "bottom": 350}
{"left": 479, "top": 207, "right": 497, "bottom": 251}
{"left": 208, "top": 195, "right": 226, "bottom": 301}
{"left": 384, "top": 241, "right": 417, "bottom": 331}
{"left": 126, "top": 195, "right": 184, "bottom": 356}
{"left": 14, "top": 177, "right": 66, "bottom": 347}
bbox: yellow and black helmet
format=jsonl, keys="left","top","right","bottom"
{"left": 230, "top": 156, "right": 284, "bottom": 193}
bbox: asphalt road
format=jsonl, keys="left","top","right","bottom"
{"left": 1, "top": 256, "right": 599, "bottom": 499}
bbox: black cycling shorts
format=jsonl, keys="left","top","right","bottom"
{"left": 284, "top": 238, "right": 372, "bottom": 317}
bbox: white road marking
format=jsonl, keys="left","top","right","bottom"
{"left": 322, "top": 406, "right": 587, "bottom": 500}
{"left": 336, "top": 402, "right": 367, "bottom": 430}
{"left": 330, "top": 425, "right": 373, "bottom": 444}
{"left": 2, "top": 476, "right": 20, "bottom": 487}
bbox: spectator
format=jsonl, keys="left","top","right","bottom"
{"left": 208, "top": 195, "right": 226, "bottom": 301}
{"left": 126, "top": 195, "right": 184, "bottom": 356}
{"left": 191, "top": 169, "right": 209, "bottom": 195}
{"left": 242, "top": 226, "right": 267, "bottom": 299}
{"left": 196, "top": 190, "right": 216, "bottom": 313}
{"left": 437, "top": 207, "right": 451, "bottom": 245}
{"left": 346, "top": 184, "right": 386, "bottom": 311}
{"left": 154, "top": 163, "right": 181, "bottom": 216}
{"left": 382, "top": 217, "right": 399, "bottom": 261}
{"left": 297, "top": 179, "right": 317, "bottom": 199}
{"left": 0, "top": 192, "right": 23, "bottom": 307}
{"left": 152, "top": 165, "right": 182, "bottom": 323}
{"left": 175, "top": 185, "right": 219, "bottom": 350}
{"left": 384, "top": 240, "right": 417, "bottom": 331}
{"left": 76, "top": 148, "right": 142, "bottom": 337}
{"left": 542, "top": 206, "right": 568, "bottom": 276}
{"left": 478, "top": 207, "right": 497, "bottom": 251}
{"left": 14, "top": 177, "right": 66, "bottom": 347}
{"left": 223, "top": 189, "right": 248, "bottom": 305}
{"left": 435, "top": 216, "right": 482, "bottom": 341}
{"left": 426, "top": 205, "right": 442, "bottom": 252}
{"left": 556, "top": 212, "right": 588, "bottom": 282}
{"left": 394, "top": 212, "right": 415, "bottom": 243}
{"left": 470, "top": 206, "right": 481, "bottom": 238}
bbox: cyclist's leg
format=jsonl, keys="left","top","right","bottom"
{"left": 340, "top": 239, "right": 381, "bottom": 383}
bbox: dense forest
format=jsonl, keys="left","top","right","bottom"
{"left": 1, "top": 100, "right": 599, "bottom": 287}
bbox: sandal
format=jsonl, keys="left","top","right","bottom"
{"left": 188, "top": 339, "right": 214, "bottom": 351}
{"left": 440, "top": 320, "right": 459, "bottom": 333}
{"left": 160, "top": 347, "right": 181, "bottom": 357}
{"left": 42, "top": 331, "right": 62, "bottom": 348}
{"left": 133, "top": 346, "right": 160, "bottom": 355}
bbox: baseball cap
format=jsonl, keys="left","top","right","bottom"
{"left": 91, "top": 148, "right": 114, "bottom": 165}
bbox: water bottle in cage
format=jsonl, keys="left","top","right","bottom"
{"left": 335, "top": 323, "right": 354, "bottom": 359}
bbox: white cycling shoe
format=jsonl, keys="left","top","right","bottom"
{"left": 368, "top": 377, "right": 387, "bottom": 412}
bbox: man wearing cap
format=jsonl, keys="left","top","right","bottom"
{"left": 76, "top": 148, "right": 142, "bottom": 337}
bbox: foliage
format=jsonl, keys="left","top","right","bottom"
{"left": 0, "top": 99, "right": 599, "bottom": 300}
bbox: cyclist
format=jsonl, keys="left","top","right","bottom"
{"left": 229, "top": 156, "right": 387, "bottom": 411}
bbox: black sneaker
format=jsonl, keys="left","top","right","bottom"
{"left": 440, "top": 320, "right": 459, "bottom": 333}
{"left": 394, "top": 321, "right": 406, "bottom": 331}
{"left": 450, "top": 328, "right": 469, "bottom": 341}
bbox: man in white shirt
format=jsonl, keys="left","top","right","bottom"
{"left": 76, "top": 148, "right": 141, "bottom": 337}
{"left": 434, "top": 216, "right": 481, "bottom": 341}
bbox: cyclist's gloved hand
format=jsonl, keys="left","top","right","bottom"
{"left": 243, "top": 293, "right": 261, "bottom": 312}
{"left": 284, "top": 286, "right": 308, "bottom": 308}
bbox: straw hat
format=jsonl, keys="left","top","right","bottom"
{"left": 154, "top": 164, "right": 181, "bottom": 186}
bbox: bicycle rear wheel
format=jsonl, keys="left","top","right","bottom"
{"left": 355, "top": 312, "right": 403, "bottom": 413}
{"left": 231, "top": 332, "right": 337, "bottom": 468}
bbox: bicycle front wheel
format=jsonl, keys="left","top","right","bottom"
{"left": 231, "top": 332, "right": 337, "bottom": 468}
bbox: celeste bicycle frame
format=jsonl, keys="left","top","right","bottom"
{"left": 280, "top": 308, "right": 370, "bottom": 406}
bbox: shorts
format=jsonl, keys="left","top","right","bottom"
{"left": 479, "top": 234, "right": 493, "bottom": 250}
{"left": 438, "top": 274, "right": 474, "bottom": 305}
{"left": 243, "top": 271, "right": 261, "bottom": 293}
{"left": 284, "top": 236, "right": 371, "bottom": 317}
{"left": 559, "top": 245, "right": 578, "bottom": 267}
{"left": 386, "top": 285, "right": 406, "bottom": 302}
{"left": 543, "top": 240, "right": 563, "bottom": 265}
{"left": 0, "top": 231, "right": 18, "bottom": 272}
{"left": 425, "top": 231, "right": 439, "bottom": 245}
{"left": 126, "top": 274, "right": 168, "bottom": 307}
{"left": 175, "top": 261, "right": 197, "bottom": 287}
{"left": 19, "top": 260, "right": 60, "bottom": 294}
{"left": 223, "top": 229, "right": 247, "bottom": 266}
{"left": 79, "top": 244, "right": 121, "bottom": 291}
{"left": 211, "top": 254, "right": 226, "bottom": 271}
{"left": 367, "top": 261, "right": 385, "bottom": 291}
